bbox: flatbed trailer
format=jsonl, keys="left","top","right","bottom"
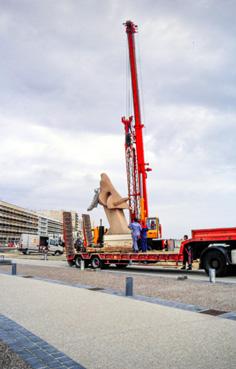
{"left": 66, "top": 227, "right": 236, "bottom": 277}
{"left": 69, "top": 250, "right": 181, "bottom": 269}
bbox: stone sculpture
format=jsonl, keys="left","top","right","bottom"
{"left": 87, "top": 173, "right": 130, "bottom": 234}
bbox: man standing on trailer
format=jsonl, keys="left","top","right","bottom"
{"left": 141, "top": 225, "right": 148, "bottom": 252}
{"left": 129, "top": 218, "right": 142, "bottom": 253}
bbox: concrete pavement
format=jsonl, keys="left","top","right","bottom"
{"left": 0, "top": 273, "right": 235, "bottom": 369}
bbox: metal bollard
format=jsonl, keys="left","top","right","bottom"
{"left": 12, "top": 263, "right": 17, "bottom": 275}
{"left": 209, "top": 268, "right": 216, "bottom": 283}
{"left": 80, "top": 259, "right": 85, "bottom": 271}
{"left": 125, "top": 277, "right": 133, "bottom": 296}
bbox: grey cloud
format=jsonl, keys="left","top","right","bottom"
{"left": 1, "top": 0, "right": 235, "bottom": 236}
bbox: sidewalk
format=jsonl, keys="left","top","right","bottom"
{"left": 0, "top": 274, "right": 236, "bottom": 369}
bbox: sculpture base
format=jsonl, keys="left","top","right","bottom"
{"left": 103, "top": 234, "right": 132, "bottom": 252}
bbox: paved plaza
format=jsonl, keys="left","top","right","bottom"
{"left": 0, "top": 273, "right": 236, "bottom": 369}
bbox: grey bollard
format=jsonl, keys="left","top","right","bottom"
{"left": 209, "top": 268, "right": 216, "bottom": 283}
{"left": 12, "top": 263, "right": 17, "bottom": 275}
{"left": 80, "top": 259, "right": 85, "bottom": 271}
{"left": 125, "top": 277, "right": 133, "bottom": 296}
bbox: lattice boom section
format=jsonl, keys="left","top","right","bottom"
{"left": 126, "top": 146, "right": 140, "bottom": 221}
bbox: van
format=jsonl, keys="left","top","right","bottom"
{"left": 19, "top": 234, "right": 64, "bottom": 256}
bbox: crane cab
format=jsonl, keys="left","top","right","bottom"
{"left": 146, "top": 217, "right": 162, "bottom": 239}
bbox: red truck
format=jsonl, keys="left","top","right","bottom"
{"left": 64, "top": 213, "right": 236, "bottom": 277}
{"left": 182, "top": 227, "right": 236, "bottom": 276}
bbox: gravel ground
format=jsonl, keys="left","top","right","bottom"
{"left": 0, "top": 340, "right": 31, "bottom": 369}
{"left": 1, "top": 264, "right": 236, "bottom": 311}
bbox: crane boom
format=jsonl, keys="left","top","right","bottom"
{"left": 122, "top": 20, "right": 151, "bottom": 225}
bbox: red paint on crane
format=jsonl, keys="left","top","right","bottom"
{"left": 122, "top": 20, "right": 151, "bottom": 225}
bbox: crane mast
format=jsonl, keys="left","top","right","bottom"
{"left": 122, "top": 20, "right": 151, "bottom": 225}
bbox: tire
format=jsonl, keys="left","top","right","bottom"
{"left": 67, "top": 260, "right": 75, "bottom": 267}
{"left": 75, "top": 256, "right": 82, "bottom": 268}
{"left": 91, "top": 256, "right": 101, "bottom": 269}
{"left": 54, "top": 251, "right": 60, "bottom": 256}
{"left": 203, "top": 250, "right": 227, "bottom": 277}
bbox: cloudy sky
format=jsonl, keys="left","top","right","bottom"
{"left": 1, "top": 0, "right": 235, "bottom": 237}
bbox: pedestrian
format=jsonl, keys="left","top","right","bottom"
{"left": 140, "top": 225, "right": 148, "bottom": 252}
{"left": 128, "top": 218, "right": 142, "bottom": 253}
{"left": 43, "top": 244, "right": 49, "bottom": 261}
{"left": 163, "top": 239, "right": 168, "bottom": 251}
{"left": 181, "top": 235, "right": 192, "bottom": 270}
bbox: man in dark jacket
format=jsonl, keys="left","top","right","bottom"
{"left": 140, "top": 226, "right": 148, "bottom": 252}
{"left": 181, "top": 244, "right": 192, "bottom": 270}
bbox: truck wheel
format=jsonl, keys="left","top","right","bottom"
{"left": 54, "top": 251, "right": 60, "bottom": 256}
{"left": 203, "top": 250, "right": 227, "bottom": 277}
{"left": 67, "top": 260, "right": 75, "bottom": 267}
{"left": 75, "top": 256, "right": 82, "bottom": 268}
{"left": 91, "top": 256, "right": 101, "bottom": 269}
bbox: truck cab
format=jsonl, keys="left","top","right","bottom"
{"left": 180, "top": 228, "right": 236, "bottom": 276}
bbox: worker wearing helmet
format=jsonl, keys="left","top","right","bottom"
{"left": 128, "top": 218, "right": 142, "bottom": 253}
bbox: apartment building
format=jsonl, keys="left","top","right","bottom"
{"left": 38, "top": 216, "right": 62, "bottom": 238}
{"left": 0, "top": 200, "right": 38, "bottom": 244}
{"left": 37, "top": 210, "right": 80, "bottom": 237}
{"left": 0, "top": 200, "right": 62, "bottom": 245}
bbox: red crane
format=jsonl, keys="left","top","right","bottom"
{"left": 122, "top": 20, "right": 151, "bottom": 226}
